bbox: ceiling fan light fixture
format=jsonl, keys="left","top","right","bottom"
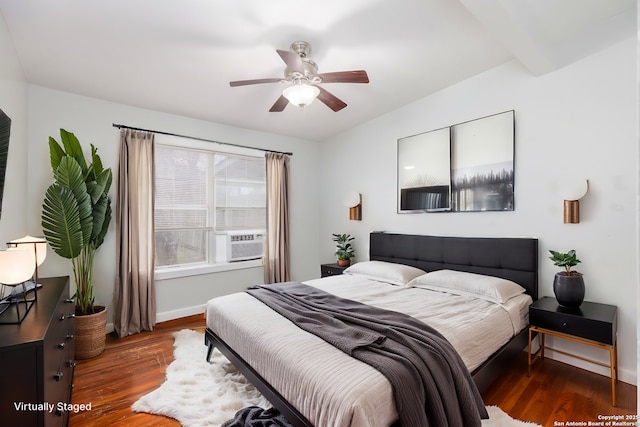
{"left": 282, "top": 83, "right": 320, "bottom": 108}
{"left": 229, "top": 41, "right": 368, "bottom": 112}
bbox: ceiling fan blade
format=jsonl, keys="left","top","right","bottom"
{"left": 317, "top": 86, "right": 347, "bottom": 112}
{"left": 317, "top": 70, "right": 369, "bottom": 84}
{"left": 269, "top": 95, "right": 289, "bottom": 112}
{"left": 230, "top": 78, "right": 282, "bottom": 87}
{"left": 276, "top": 49, "right": 304, "bottom": 74}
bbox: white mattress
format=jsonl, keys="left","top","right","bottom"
{"left": 205, "top": 274, "right": 531, "bottom": 427}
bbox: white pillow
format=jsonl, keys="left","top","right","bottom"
{"left": 343, "top": 261, "right": 427, "bottom": 286}
{"left": 408, "top": 269, "right": 525, "bottom": 303}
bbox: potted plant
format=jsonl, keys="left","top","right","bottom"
{"left": 41, "top": 129, "right": 112, "bottom": 359}
{"left": 332, "top": 233, "right": 355, "bottom": 267}
{"left": 549, "top": 249, "right": 585, "bottom": 308}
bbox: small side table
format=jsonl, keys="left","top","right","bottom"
{"left": 320, "top": 263, "right": 347, "bottom": 278}
{"left": 528, "top": 297, "right": 618, "bottom": 406}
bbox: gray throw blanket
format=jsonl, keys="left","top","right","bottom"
{"left": 247, "top": 282, "right": 488, "bottom": 427}
{"left": 222, "top": 406, "right": 292, "bottom": 427}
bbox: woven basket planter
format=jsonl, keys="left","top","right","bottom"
{"left": 75, "top": 306, "right": 107, "bottom": 360}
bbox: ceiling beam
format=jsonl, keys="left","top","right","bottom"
{"left": 459, "top": 0, "right": 558, "bottom": 76}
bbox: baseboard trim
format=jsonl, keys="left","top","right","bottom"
{"left": 544, "top": 349, "right": 636, "bottom": 386}
{"left": 155, "top": 304, "right": 207, "bottom": 323}
{"left": 104, "top": 305, "right": 206, "bottom": 336}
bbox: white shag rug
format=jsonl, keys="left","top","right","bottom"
{"left": 132, "top": 329, "right": 270, "bottom": 426}
{"left": 132, "top": 329, "right": 541, "bottom": 427}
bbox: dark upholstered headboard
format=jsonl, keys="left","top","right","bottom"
{"left": 369, "top": 232, "right": 538, "bottom": 300}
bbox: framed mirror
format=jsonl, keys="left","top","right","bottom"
{"left": 397, "top": 126, "right": 451, "bottom": 212}
{"left": 0, "top": 108, "right": 10, "bottom": 219}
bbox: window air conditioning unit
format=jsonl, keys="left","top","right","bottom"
{"left": 215, "top": 231, "right": 265, "bottom": 263}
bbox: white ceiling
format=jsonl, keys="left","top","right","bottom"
{"left": 0, "top": 0, "right": 635, "bottom": 141}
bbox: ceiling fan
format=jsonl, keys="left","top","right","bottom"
{"left": 229, "top": 41, "right": 369, "bottom": 112}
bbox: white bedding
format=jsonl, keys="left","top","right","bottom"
{"left": 205, "top": 273, "right": 532, "bottom": 427}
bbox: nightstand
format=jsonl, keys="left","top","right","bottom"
{"left": 528, "top": 297, "right": 618, "bottom": 405}
{"left": 320, "top": 263, "right": 347, "bottom": 278}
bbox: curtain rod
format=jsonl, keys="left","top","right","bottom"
{"left": 112, "top": 123, "right": 293, "bottom": 156}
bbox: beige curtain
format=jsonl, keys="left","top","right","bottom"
{"left": 264, "top": 152, "right": 290, "bottom": 283}
{"left": 113, "top": 129, "right": 156, "bottom": 337}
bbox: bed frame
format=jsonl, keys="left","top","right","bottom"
{"left": 205, "top": 232, "right": 538, "bottom": 427}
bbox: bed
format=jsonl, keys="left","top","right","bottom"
{"left": 205, "top": 232, "right": 539, "bottom": 427}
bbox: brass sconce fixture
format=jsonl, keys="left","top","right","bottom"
{"left": 563, "top": 180, "right": 589, "bottom": 224}
{"left": 344, "top": 192, "right": 362, "bottom": 221}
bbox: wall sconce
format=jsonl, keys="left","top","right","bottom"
{"left": 343, "top": 192, "right": 362, "bottom": 221}
{"left": 563, "top": 179, "right": 589, "bottom": 224}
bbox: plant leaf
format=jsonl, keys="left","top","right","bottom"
{"left": 91, "top": 194, "right": 111, "bottom": 246}
{"left": 87, "top": 168, "right": 111, "bottom": 204}
{"left": 48, "top": 136, "right": 65, "bottom": 172}
{"left": 91, "top": 143, "right": 104, "bottom": 175}
{"left": 41, "top": 183, "right": 85, "bottom": 259}
{"left": 60, "top": 129, "right": 88, "bottom": 172}
{"left": 54, "top": 157, "right": 93, "bottom": 245}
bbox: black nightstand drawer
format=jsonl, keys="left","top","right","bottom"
{"left": 529, "top": 297, "right": 617, "bottom": 345}
{"left": 320, "top": 263, "right": 347, "bottom": 278}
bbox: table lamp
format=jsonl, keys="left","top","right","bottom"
{"left": 0, "top": 247, "right": 37, "bottom": 323}
{"left": 7, "top": 235, "right": 47, "bottom": 285}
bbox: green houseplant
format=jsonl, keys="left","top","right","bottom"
{"left": 549, "top": 249, "right": 585, "bottom": 308}
{"left": 41, "top": 129, "right": 112, "bottom": 358}
{"left": 332, "top": 233, "right": 355, "bottom": 267}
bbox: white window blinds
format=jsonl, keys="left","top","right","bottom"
{"left": 154, "top": 144, "right": 266, "bottom": 268}
{"left": 214, "top": 154, "right": 266, "bottom": 231}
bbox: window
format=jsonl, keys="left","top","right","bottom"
{"left": 154, "top": 137, "right": 266, "bottom": 271}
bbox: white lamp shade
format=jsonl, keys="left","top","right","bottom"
{"left": 282, "top": 84, "right": 320, "bottom": 107}
{"left": 0, "top": 248, "right": 36, "bottom": 285}
{"left": 9, "top": 235, "right": 47, "bottom": 266}
{"left": 343, "top": 191, "right": 361, "bottom": 208}
{"left": 562, "top": 179, "right": 589, "bottom": 201}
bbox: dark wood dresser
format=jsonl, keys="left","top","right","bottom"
{"left": 0, "top": 276, "right": 75, "bottom": 427}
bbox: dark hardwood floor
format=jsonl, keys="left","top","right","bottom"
{"left": 483, "top": 351, "right": 636, "bottom": 426}
{"left": 69, "top": 315, "right": 636, "bottom": 426}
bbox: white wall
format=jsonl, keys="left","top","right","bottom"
{"left": 0, "top": 11, "right": 28, "bottom": 245}
{"left": 319, "top": 38, "right": 638, "bottom": 384}
{"left": 25, "top": 86, "right": 321, "bottom": 329}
